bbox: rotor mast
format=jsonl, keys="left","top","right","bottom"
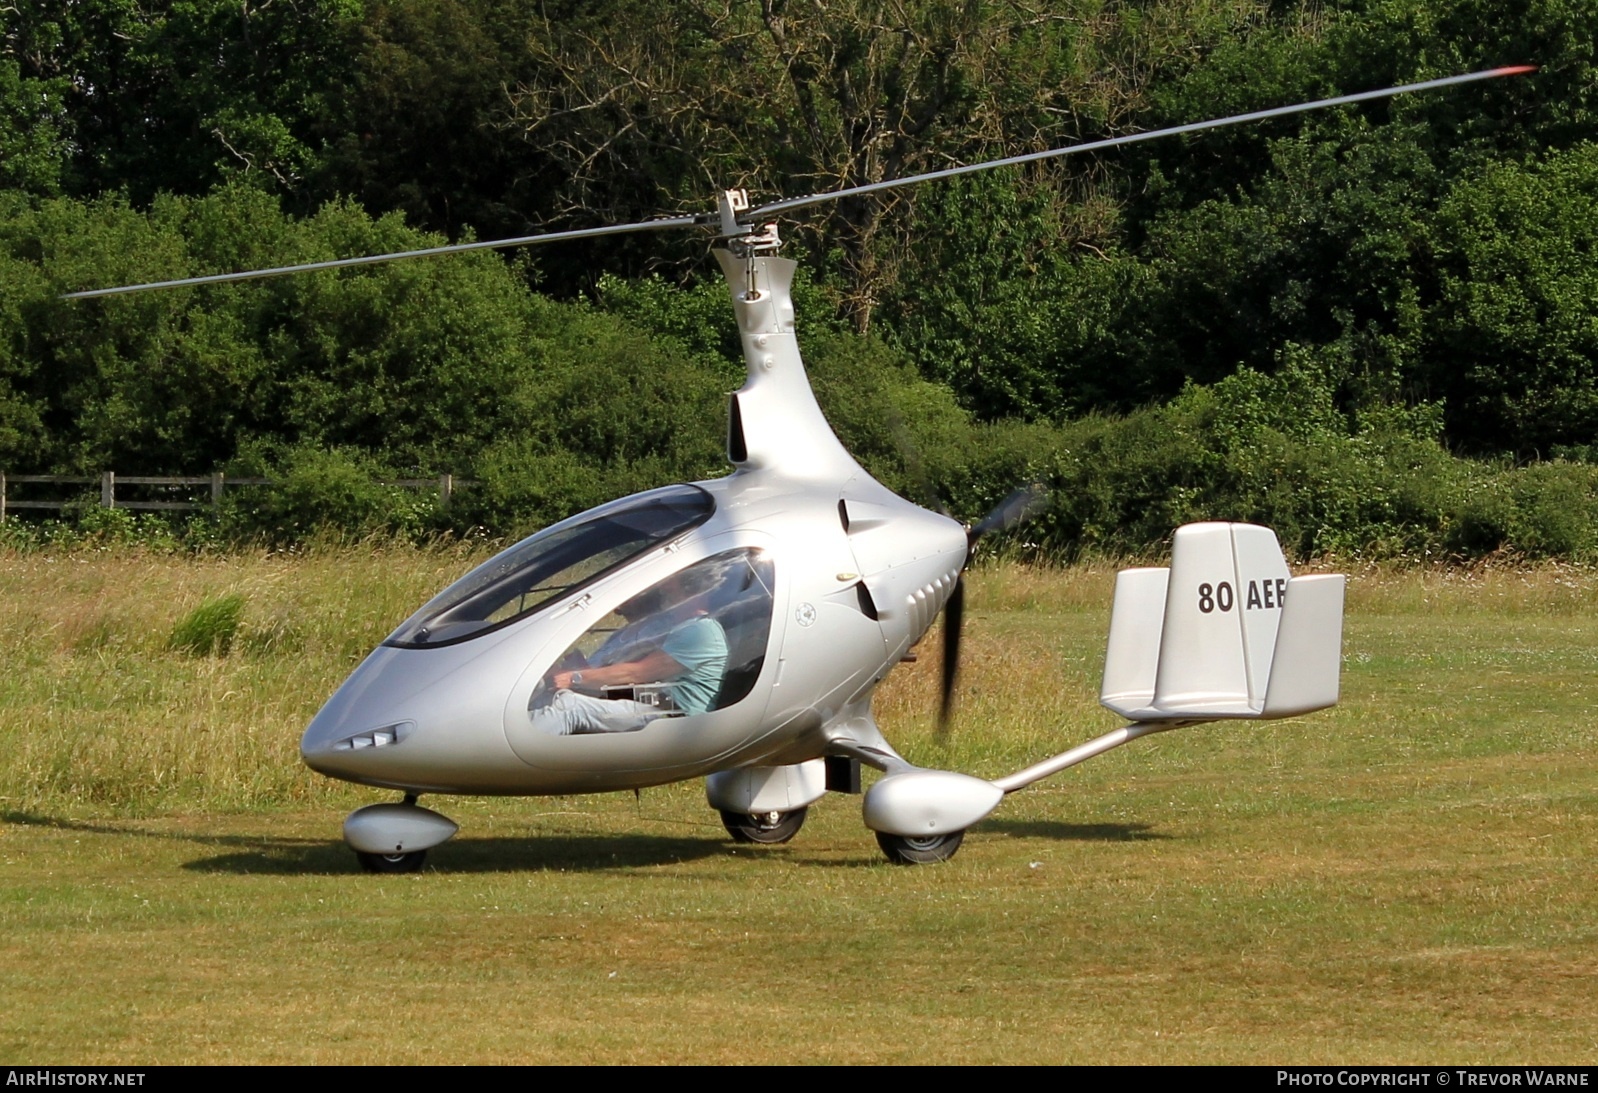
{"left": 713, "top": 189, "right": 865, "bottom": 481}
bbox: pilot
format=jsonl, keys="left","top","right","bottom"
{"left": 530, "top": 567, "right": 729, "bottom": 736}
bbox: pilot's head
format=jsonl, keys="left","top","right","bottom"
{"left": 620, "top": 563, "right": 720, "bottom": 620}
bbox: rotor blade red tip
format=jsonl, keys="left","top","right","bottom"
{"left": 1493, "top": 65, "right": 1538, "bottom": 76}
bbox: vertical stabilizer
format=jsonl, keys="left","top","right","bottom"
{"left": 1149, "top": 523, "right": 1288, "bottom": 715}
{"left": 1226, "top": 523, "right": 1293, "bottom": 708}
{"left": 1099, "top": 568, "right": 1169, "bottom": 715}
{"left": 1099, "top": 522, "right": 1341, "bottom": 722}
{"left": 1261, "top": 574, "right": 1346, "bottom": 717}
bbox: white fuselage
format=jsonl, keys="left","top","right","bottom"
{"left": 300, "top": 249, "right": 966, "bottom": 796}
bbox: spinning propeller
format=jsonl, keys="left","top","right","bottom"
{"left": 938, "top": 485, "right": 1051, "bottom": 740}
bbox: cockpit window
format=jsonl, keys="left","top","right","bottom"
{"left": 527, "top": 548, "right": 776, "bottom": 735}
{"left": 384, "top": 484, "right": 715, "bottom": 648}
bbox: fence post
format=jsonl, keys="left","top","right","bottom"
{"left": 1, "top": 471, "right": 6, "bottom": 523}
{"left": 101, "top": 471, "right": 115, "bottom": 509}
{"left": 438, "top": 473, "right": 453, "bottom": 511}
{"left": 211, "top": 471, "right": 225, "bottom": 509}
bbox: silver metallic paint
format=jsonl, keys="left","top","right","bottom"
{"left": 301, "top": 254, "right": 1343, "bottom": 860}
{"left": 301, "top": 249, "right": 966, "bottom": 802}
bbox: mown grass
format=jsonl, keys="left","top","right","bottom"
{"left": 2, "top": 548, "right": 1596, "bottom": 1063}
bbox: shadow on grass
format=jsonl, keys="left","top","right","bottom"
{"left": 3, "top": 809, "right": 1171, "bottom": 874}
{"left": 4, "top": 808, "right": 354, "bottom": 872}
{"left": 780, "top": 820, "right": 1173, "bottom": 869}
{"left": 189, "top": 833, "right": 735, "bottom": 875}
{"left": 3, "top": 808, "right": 733, "bottom": 875}
{"left": 1, "top": 808, "right": 325, "bottom": 847}
{"left": 979, "top": 818, "right": 1172, "bottom": 842}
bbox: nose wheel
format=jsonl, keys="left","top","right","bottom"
{"left": 356, "top": 849, "right": 428, "bottom": 874}
{"left": 720, "top": 806, "right": 807, "bottom": 844}
{"left": 875, "top": 829, "right": 965, "bottom": 864}
{"left": 343, "top": 801, "right": 457, "bottom": 873}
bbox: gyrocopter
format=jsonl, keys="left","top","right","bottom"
{"left": 65, "top": 66, "right": 1532, "bottom": 870}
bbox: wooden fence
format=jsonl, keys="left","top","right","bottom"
{"left": 0, "top": 472, "right": 464, "bottom": 521}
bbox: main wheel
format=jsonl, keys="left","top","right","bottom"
{"left": 720, "top": 806, "right": 807, "bottom": 844}
{"left": 875, "top": 829, "right": 965, "bottom": 865}
{"left": 356, "top": 849, "right": 428, "bottom": 874}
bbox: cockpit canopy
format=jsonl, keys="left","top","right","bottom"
{"left": 537, "top": 547, "right": 777, "bottom": 718}
{"left": 385, "top": 484, "right": 715, "bottom": 648}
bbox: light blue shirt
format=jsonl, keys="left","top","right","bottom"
{"left": 662, "top": 616, "right": 728, "bottom": 715}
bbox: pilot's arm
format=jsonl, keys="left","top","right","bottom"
{"left": 552, "top": 648, "right": 682, "bottom": 691}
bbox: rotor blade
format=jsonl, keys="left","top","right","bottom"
{"left": 938, "top": 574, "right": 965, "bottom": 740}
{"left": 750, "top": 66, "right": 1535, "bottom": 220}
{"left": 968, "top": 485, "right": 1050, "bottom": 547}
{"left": 61, "top": 214, "right": 709, "bottom": 299}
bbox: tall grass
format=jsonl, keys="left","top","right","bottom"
{"left": 7, "top": 545, "right": 1598, "bottom": 815}
{"left": 0, "top": 541, "right": 493, "bottom": 812}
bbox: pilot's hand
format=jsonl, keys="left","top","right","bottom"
{"left": 552, "top": 670, "right": 578, "bottom": 690}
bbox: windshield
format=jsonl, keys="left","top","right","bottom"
{"left": 384, "top": 484, "right": 715, "bottom": 648}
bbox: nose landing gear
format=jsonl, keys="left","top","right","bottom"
{"left": 344, "top": 799, "right": 458, "bottom": 873}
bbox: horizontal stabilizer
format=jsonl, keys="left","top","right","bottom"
{"left": 1099, "top": 523, "right": 1344, "bottom": 722}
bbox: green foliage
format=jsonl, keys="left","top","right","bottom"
{"left": 500, "top": 0, "right": 1269, "bottom": 312}
{"left": 219, "top": 446, "right": 442, "bottom": 544}
{"left": 875, "top": 347, "right": 1598, "bottom": 564}
{"left": 1445, "top": 461, "right": 1598, "bottom": 559}
{"left": 5, "top": 174, "right": 1597, "bottom": 560}
{"left": 71, "top": 505, "right": 146, "bottom": 547}
{"left": 168, "top": 594, "right": 245, "bottom": 657}
{"left": 315, "top": 0, "right": 559, "bottom": 243}
{"left": 7, "top": 0, "right": 365, "bottom": 203}
{"left": 594, "top": 273, "right": 743, "bottom": 378}
{"left": 0, "top": 59, "right": 69, "bottom": 194}
{"left": 0, "top": 506, "right": 216, "bottom": 553}
{"left": 6, "top": 0, "right": 1598, "bottom": 559}
{"left": 805, "top": 328, "right": 978, "bottom": 505}
{"left": 1425, "top": 145, "right": 1598, "bottom": 455}
{"left": 876, "top": 170, "right": 1153, "bottom": 419}
{"left": 1325, "top": 0, "right": 1598, "bottom": 165}
{"left": 2, "top": 187, "right": 526, "bottom": 469}
{"left": 457, "top": 293, "right": 731, "bottom": 536}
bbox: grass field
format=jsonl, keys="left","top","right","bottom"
{"left": 2, "top": 548, "right": 1596, "bottom": 1063}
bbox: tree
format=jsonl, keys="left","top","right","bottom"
{"left": 314, "top": 0, "right": 563, "bottom": 243}
{"left": 3, "top": 0, "right": 364, "bottom": 203}
{"left": 0, "top": 58, "right": 69, "bottom": 194}
{"left": 1424, "top": 145, "right": 1598, "bottom": 456}
{"left": 505, "top": 0, "right": 1270, "bottom": 328}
